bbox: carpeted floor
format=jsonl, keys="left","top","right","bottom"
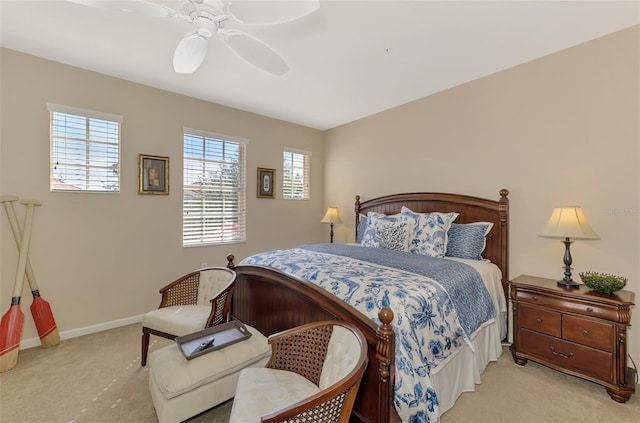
{"left": 0, "top": 324, "right": 231, "bottom": 423}
{"left": 0, "top": 323, "right": 638, "bottom": 422}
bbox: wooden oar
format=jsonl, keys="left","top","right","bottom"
{"left": 0, "top": 196, "right": 59, "bottom": 348}
{"left": 0, "top": 199, "right": 40, "bottom": 372}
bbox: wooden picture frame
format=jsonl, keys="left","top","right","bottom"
{"left": 139, "top": 154, "right": 169, "bottom": 195}
{"left": 257, "top": 167, "right": 275, "bottom": 199}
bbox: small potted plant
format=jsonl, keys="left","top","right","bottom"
{"left": 579, "top": 272, "right": 627, "bottom": 294}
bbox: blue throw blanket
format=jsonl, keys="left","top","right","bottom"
{"left": 241, "top": 243, "right": 496, "bottom": 422}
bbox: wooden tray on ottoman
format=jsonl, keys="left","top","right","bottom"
{"left": 175, "top": 320, "right": 252, "bottom": 360}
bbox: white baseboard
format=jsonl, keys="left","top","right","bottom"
{"left": 19, "top": 314, "right": 144, "bottom": 350}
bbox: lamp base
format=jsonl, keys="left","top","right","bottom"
{"left": 557, "top": 279, "right": 580, "bottom": 288}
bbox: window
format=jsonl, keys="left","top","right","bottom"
{"left": 48, "top": 103, "right": 121, "bottom": 192}
{"left": 283, "top": 148, "right": 311, "bottom": 200}
{"left": 183, "top": 129, "right": 247, "bottom": 246}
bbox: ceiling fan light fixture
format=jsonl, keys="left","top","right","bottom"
{"left": 173, "top": 33, "right": 208, "bottom": 74}
{"left": 195, "top": 14, "right": 219, "bottom": 38}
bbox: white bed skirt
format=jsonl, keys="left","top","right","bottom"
{"left": 431, "top": 311, "right": 506, "bottom": 416}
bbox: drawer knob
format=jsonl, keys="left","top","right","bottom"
{"left": 583, "top": 330, "right": 589, "bottom": 336}
{"left": 532, "top": 296, "right": 539, "bottom": 301}
{"left": 536, "top": 318, "right": 542, "bottom": 324}
{"left": 549, "top": 346, "right": 574, "bottom": 359}
{"left": 586, "top": 307, "right": 594, "bottom": 313}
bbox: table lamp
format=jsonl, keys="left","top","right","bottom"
{"left": 539, "top": 206, "right": 599, "bottom": 287}
{"left": 321, "top": 207, "right": 342, "bottom": 243}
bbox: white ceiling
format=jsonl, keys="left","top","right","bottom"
{"left": 1, "top": 0, "right": 638, "bottom": 130}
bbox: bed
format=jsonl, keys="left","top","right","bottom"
{"left": 226, "top": 189, "right": 510, "bottom": 422}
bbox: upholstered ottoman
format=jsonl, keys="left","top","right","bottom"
{"left": 148, "top": 325, "right": 271, "bottom": 423}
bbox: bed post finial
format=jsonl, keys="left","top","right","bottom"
{"left": 499, "top": 189, "right": 509, "bottom": 218}
{"left": 498, "top": 189, "right": 509, "bottom": 220}
{"left": 379, "top": 307, "right": 393, "bottom": 326}
{"left": 226, "top": 254, "right": 235, "bottom": 268}
{"left": 355, "top": 196, "right": 362, "bottom": 243}
{"left": 376, "top": 307, "right": 395, "bottom": 421}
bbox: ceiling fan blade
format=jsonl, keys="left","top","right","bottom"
{"left": 173, "top": 33, "right": 209, "bottom": 74}
{"left": 66, "top": 0, "right": 177, "bottom": 18}
{"left": 223, "top": 30, "right": 289, "bottom": 76}
{"left": 227, "top": 0, "right": 320, "bottom": 25}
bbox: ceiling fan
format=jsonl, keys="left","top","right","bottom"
{"left": 66, "top": 0, "right": 320, "bottom": 76}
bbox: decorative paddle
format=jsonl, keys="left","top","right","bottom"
{"left": 0, "top": 196, "right": 59, "bottom": 348}
{"left": 0, "top": 199, "right": 41, "bottom": 372}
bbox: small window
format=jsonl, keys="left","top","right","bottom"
{"left": 283, "top": 148, "right": 311, "bottom": 200}
{"left": 47, "top": 103, "right": 121, "bottom": 192}
{"left": 183, "top": 128, "right": 248, "bottom": 246}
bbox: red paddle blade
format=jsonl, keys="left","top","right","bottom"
{"left": 0, "top": 305, "right": 24, "bottom": 356}
{"left": 30, "top": 297, "right": 58, "bottom": 341}
{"left": 0, "top": 304, "right": 24, "bottom": 372}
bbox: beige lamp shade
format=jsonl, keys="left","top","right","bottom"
{"left": 321, "top": 207, "right": 343, "bottom": 224}
{"left": 539, "top": 207, "right": 599, "bottom": 240}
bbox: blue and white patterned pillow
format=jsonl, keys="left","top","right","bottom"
{"left": 356, "top": 214, "right": 368, "bottom": 244}
{"left": 445, "top": 222, "right": 494, "bottom": 261}
{"left": 361, "top": 212, "right": 409, "bottom": 251}
{"left": 401, "top": 206, "right": 459, "bottom": 258}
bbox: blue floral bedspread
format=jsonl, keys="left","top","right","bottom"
{"left": 240, "top": 243, "right": 496, "bottom": 422}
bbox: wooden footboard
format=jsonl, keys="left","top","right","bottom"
{"left": 226, "top": 255, "right": 400, "bottom": 423}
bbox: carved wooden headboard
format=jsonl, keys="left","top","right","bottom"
{"left": 355, "top": 189, "right": 510, "bottom": 299}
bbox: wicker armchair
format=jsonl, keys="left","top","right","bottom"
{"left": 141, "top": 267, "right": 236, "bottom": 366}
{"left": 229, "top": 320, "right": 368, "bottom": 423}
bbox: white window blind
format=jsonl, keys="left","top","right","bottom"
{"left": 283, "top": 148, "right": 310, "bottom": 200}
{"left": 47, "top": 103, "right": 121, "bottom": 192}
{"left": 183, "top": 129, "right": 247, "bottom": 246}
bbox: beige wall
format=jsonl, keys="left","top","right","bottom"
{"left": 0, "top": 48, "right": 325, "bottom": 343}
{"left": 2, "top": 26, "right": 639, "bottom": 369}
{"left": 324, "top": 26, "right": 640, "bottom": 366}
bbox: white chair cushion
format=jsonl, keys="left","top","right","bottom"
{"left": 149, "top": 325, "right": 271, "bottom": 400}
{"left": 229, "top": 368, "right": 321, "bottom": 423}
{"left": 319, "top": 325, "right": 361, "bottom": 390}
{"left": 197, "top": 269, "right": 234, "bottom": 305}
{"left": 142, "top": 305, "right": 211, "bottom": 335}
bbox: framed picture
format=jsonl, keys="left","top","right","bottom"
{"left": 257, "top": 167, "right": 275, "bottom": 199}
{"left": 139, "top": 154, "right": 169, "bottom": 195}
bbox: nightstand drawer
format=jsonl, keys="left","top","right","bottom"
{"left": 520, "top": 304, "right": 561, "bottom": 337}
{"left": 515, "top": 289, "right": 620, "bottom": 321}
{"left": 521, "top": 329, "right": 613, "bottom": 382}
{"left": 563, "top": 315, "right": 613, "bottom": 352}
{"left": 515, "top": 290, "right": 565, "bottom": 308}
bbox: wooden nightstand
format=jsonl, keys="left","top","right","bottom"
{"left": 509, "top": 275, "right": 636, "bottom": 403}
